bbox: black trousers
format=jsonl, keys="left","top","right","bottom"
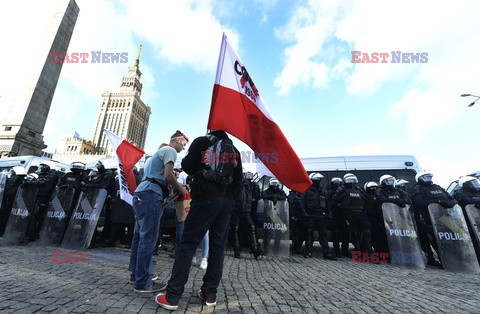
{"left": 166, "top": 196, "right": 234, "bottom": 305}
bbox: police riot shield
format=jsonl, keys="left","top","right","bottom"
{"left": 262, "top": 200, "right": 290, "bottom": 257}
{"left": 2, "top": 185, "right": 38, "bottom": 243}
{"left": 464, "top": 204, "right": 480, "bottom": 261}
{"left": 38, "top": 187, "right": 76, "bottom": 245}
{"left": 0, "top": 171, "right": 7, "bottom": 208}
{"left": 62, "top": 188, "right": 107, "bottom": 249}
{"left": 382, "top": 203, "right": 425, "bottom": 270}
{"left": 110, "top": 195, "right": 134, "bottom": 224}
{"left": 428, "top": 203, "right": 480, "bottom": 273}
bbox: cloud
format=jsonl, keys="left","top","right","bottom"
{"left": 119, "top": 0, "right": 240, "bottom": 73}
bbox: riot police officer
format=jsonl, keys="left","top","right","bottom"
{"left": 287, "top": 189, "right": 303, "bottom": 254}
{"left": 301, "top": 173, "right": 336, "bottom": 260}
{"left": 23, "top": 163, "right": 58, "bottom": 242}
{"left": 454, "top": 176, "right": 480, "bottom": 209}
{"left": 363, "top": 181, "right": 386, "bottom": 255}
{"left": 376, "top": 175, "right": 412, "bottom": 256}
{"left": 84, "top": 161, "right": 116, "bottom": 245}
{"left": 377, "top": 175, "right": 411, "bottom": 207}
{"left": 334, "top": 173, "right": 372, "bottom": 256}
{"left": 261, "top": 178, "right": 287, "bottom": 254}
{"left": 58, "top": 161, "right": 87, "bottom": 213}
{"left": 412, "top": 172, "right": 456, "bottom": 267}
{"left": 328, "top": 177, "right": 348, "bottom": 257}
{"left": 230, "top": 172, "right": 262, "bottom": 259}
{"left": 0, "top": 166, "right": 27, "bottom": 236}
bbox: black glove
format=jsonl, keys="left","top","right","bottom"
{"left": 395, "top": 200, "right": 405, "bottom": 208}
{"left": 475, "top": 202, "right": 480, "bottom": 209}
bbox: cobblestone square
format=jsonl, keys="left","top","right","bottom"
{"left": 1, "top": 239, "right": 479, "bottom": 313}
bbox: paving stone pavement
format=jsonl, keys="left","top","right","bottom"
{"left": 1, "top": 239, "right": 480, "bottom": 313}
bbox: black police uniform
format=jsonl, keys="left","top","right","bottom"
{"left": 0, "top": 173, "right": 24, "bottom": 236}
{"left": 230, "top": 178, "right": 262, "bottom": 259}
{"left": 375, "top": 186, "right": 411, "bottom": 255}
{"left": 412, "top": 182, "right": 456, "bottom": 266}
{"left": 327, "top": 182, "right": 349, "bottom": 257}
{"left": 261, "top": 185, "right": 287, "bottom": 254}
{"left": 287, "top": 190, "right": 304, "bottom": 254}
{"left": 85, "top": 165, "right": 115, "bottom": 245}
{"left": 334, "top": 184, "right": 372, "bottom": 255}
{"left": 24, "top": 168, "right": 58, "bottom": 242}
{"left": 300, "top": 181, "right": 336, "bottom": 259}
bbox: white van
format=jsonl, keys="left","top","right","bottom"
{"left": 0, "top": 155, "right": 70, "bottom": 174}
{"left": 255, "top": 155, "right": 423, "bottom": 192}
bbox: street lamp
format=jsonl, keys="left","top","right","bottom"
{"left": 461, "top": 93, "right": 480, "bottom": 107}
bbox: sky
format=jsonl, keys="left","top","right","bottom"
{"left": 1, "top": 0, "right": 479, "bottom": 188}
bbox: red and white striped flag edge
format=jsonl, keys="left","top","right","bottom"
{"left": 207, "top": 33, "right": 312, "bottom": 193}
{"left": 104, "top": 129, "right": 144, "bottom": 205}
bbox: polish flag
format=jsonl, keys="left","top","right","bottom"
{"left": 207, "top": 33, "right": 312, "bottom": 193}
{"left": 104, "top": 129, "right": 144, "bottom": 205}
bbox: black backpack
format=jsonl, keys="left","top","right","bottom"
{"left": 202, "top": 135, "right": 238, "bottom": 185}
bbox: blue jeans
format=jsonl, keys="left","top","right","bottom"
{"left": 129, "top": 190, "right": 163, "bottom": 289}
{"left": 201, "top": 231, "right": 209, "bottom": 258}
{"left": 166, "top": 196, "right": 234, "bottom": 305}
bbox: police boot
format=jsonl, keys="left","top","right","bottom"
{"left": 332, "top": 230, "right": 342, "bottom": 257}
{"left": 232, "top": 225, "right": 241, "bottom": 258}
{"left": 351, "top": 233, "right": 362, "bottom": 252}
{"left": 304, "top": 230, "right": 313, "bottom": 258}
{"left": 248, "top": 225, "right": 262, "bottom": 259}
{"left": 319, "top": 231, "right": 336, "bottom": 260}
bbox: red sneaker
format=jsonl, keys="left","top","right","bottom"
{"left": 198, "top": 290, "right": 216, "bottom": 306}
{"left": 155, "top": 293, "right": 178, "bottom": 311}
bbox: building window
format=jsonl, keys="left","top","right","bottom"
{"left": 28, "top": 131, "right": 36, "bottom": 137}
{"left": 4, "top": 126, "right": 12, "bottom": 131}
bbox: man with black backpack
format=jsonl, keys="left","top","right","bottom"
{"left": 156, "top": 130, "right": 242, "bottom": 311}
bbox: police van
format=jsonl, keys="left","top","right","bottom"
{"left": 255, "top": 155, "right": 423, "bottom": 192}
{"left": 0, "top": 155, "right": 70, "bottom": 174}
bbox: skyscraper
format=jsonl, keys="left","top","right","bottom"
{"left": 91, "top": 44, "right": 151, "bottom": 155}
{"left": 0, "top": 0, "right": 80, "bottom": 157}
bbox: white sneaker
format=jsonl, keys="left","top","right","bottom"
{"left": 200, "top": 257, "right": 208, "bottom": 270}
{"left": 192, "top": 256, "right": 197, "bottom": 264}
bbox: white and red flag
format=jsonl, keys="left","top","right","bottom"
{"left": 207, "top": 33, "right": 312, "bottom": 193}
{"left": 104, "top": 129, "right": 144, "bottom": 205}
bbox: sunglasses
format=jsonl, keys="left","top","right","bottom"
{"left": 176, "top": 130, "right": 189, "bottom": 142}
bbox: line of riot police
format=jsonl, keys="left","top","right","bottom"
{"left": 284, "top": 171, "right": 480, "bottom": 272}
{"left": 0, "top": 161, "right": 134, "bottom": 250}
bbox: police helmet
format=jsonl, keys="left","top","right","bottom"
{"left": 243, "top": 172, "right": 254, "bottom": 181}
{"left": 70, "top": 162, "right": 85, "bottom": 172}
{"left": 396, "top": 179, "right": 409, "bottom": 187}
{"left": 364, "top": 181, "right": 378, "bottom": 191}
{"left": 379, "top": 175, "right": 396, "bottom": 187}
{"left": 459, "top": 176, "right": 480, "bottom": 190}
{"left": 11, "top": 166, "right": 27, "bottom": 176}
{"left": 26, "top": 173, "right": 39, "bottom": 180}
{"left": 331, "top": 177, "right": 343, "bottom": 184}
{"left": 343, "top": 173, "right": 358, "bottom": 184}
{"left": 309, "top": 172, "right": 324, "bottom": 181}
{"left": 36, "top": 163, "right": 50, "bottom": 174}
{"left": 88, "top": 169, "right": 98, "bottom": 177}
{"left": 95, "top": 161, "right": 105, "bottom": 173}
{"left": 269, "top": 178, "right": 280, "bottom": 187}
{"left": 415, "top": 172, "right": 433, "bottom": 184}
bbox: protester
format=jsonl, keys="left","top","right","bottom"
{"left": 156, "top": 130, "right": 242, "bottom": 310}
{"left": 129, "top": 131, "right": 188, "bottom": 293}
